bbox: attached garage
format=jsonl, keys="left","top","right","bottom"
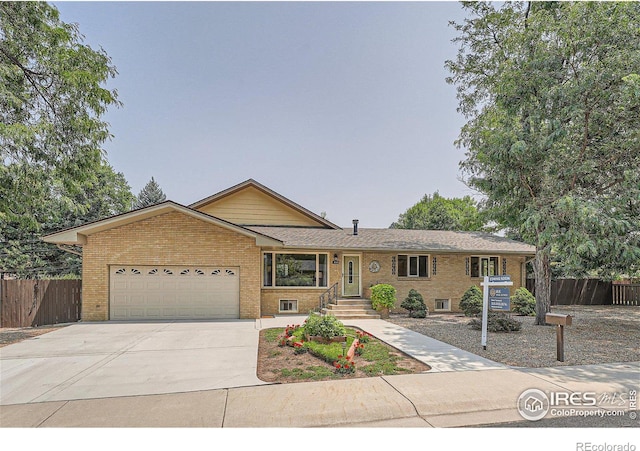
{"left": 109, "top": 265, "right": 240, "bottom": 320}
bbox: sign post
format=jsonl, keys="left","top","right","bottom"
{"left": 480, "top": 275, "right": 513, "bottom": 350}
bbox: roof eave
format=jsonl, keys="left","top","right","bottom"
{"left": 189, "top": 179, "right": 341, "bottom": 230}
{"left": 268, "top": 244, "right": 536, "bottom": 255}
{"left": 42, "top": 201, "right": 284, "bottom": 248}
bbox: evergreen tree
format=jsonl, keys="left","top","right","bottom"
{"left": 134, "top": 177, "right": 167, "bottom": 209}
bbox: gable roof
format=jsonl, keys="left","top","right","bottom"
{"left": 42, "top": 201, "right": 283, "bottom": 247}
{"left": 248, "top": 226, "right": 536, "bottom": 254}
{"left": 189, "top": 179, "right": 340, "bottom": 229}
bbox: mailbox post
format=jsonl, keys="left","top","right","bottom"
{"left": 545, "top": 313, "right": 572, "bottom": 362}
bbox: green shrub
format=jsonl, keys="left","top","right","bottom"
{"left": 370, "top": 284, "right": 397, "bottom": 311}
{"left": 304, "top": 338, "right": 353, "bottom": 364}
{"left": 303, "top": 314, "right": 346, "bottom": 340}
{"left": 469, "top": 312, "right": 522, "bottom": 332}
{"left": 459, "top": 285, "right": 483, "bottom": 316}
{"left": 511, "top": 287, "right": 536, "bottom": 316}
{"left": 400, "top": 289, "right": 429, "bottom": 318}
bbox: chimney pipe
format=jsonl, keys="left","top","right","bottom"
{"left": 352, "top": 219, "right": 359, "bottom": 236}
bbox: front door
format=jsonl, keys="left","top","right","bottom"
{"left": 343, "top": 255, "right": 360, "bottom": 297}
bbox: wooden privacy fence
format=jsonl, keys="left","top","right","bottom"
{"left": 0, "top": 279, "right": 82, "bottom": 328}
{"left": 612, "top": 282, "right": 640, "bottom": 306}
{"left": 526, "top": 279, "right": 613, "bottom": 306}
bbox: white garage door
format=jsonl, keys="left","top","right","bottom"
{"left": 109, "top": 266, "right": 240, "bottom": 320}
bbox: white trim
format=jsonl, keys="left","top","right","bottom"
{"left": 397, "top": 253, "right": 430, "bottom": 278}
{"left": 434, "top": 298, "right": 451, "bottom": 312}
{"left": 42, "top": 201, "right": 283, "bottom": 247}
{"left": 470, "top": 255, "right": 500, "bottom": 278}
{"left": 189, "top": 179, "right": 341, "bottom": 229}
{"left": 262, "top": 251, "right": 329, "bottom": 289}
{"left": 342, "top": 253, "right": 362, "bottom": 297}
{"left": 279, "top": 299, "right": 299, "bottom": 313}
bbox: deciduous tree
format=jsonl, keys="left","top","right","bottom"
{"left": 390, "top": 192, "right": 485, "bottom": 231}
{"left": 446, "top": 2, "right": 640, "bottom": 324}
{"left": 1, "top": 2, "right": 127, "bottom": 277}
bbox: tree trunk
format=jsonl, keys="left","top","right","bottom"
{"left": 533, "top": 247, "right": 552, "bottom": 325}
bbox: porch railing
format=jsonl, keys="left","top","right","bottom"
{"left": 319, "top": 282, "right": 339, "bottom": 312}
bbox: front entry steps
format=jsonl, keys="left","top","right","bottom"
{"left": 321, "top": 298, "right": 380, "bottom": 320}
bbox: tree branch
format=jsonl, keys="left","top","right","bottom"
{"left": 0, "top": 46, "right": 57, "bottom": 115}
{"left": 570, "top": 105, "right": 591, "bottom": 191}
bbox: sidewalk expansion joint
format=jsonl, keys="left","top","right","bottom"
{"left": 36, "top": 401, "right": 68, "bottom": 428}
{"left": 380, "top": 375, "right": 422, "bottom": 420}
{"left": 220, "top": 389, "right": 230, "bottom": 428}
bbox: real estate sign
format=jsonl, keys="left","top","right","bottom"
{"left": 480, "top": 275, "right": 513, "bottom": 349}
{"left": 489, "top": 287, "right": 511, "bottom": 311}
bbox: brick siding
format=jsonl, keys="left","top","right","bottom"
{"left": 82, "top": 211, "right": 261, "bottom": 320}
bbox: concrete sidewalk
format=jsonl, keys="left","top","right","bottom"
{"left": 2, "top": 362, "right": 637, "bottom": 427}
{"left": 1, "top": 317, "right": 638, "bottom": 427}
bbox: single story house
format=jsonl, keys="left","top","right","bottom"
{"left": 44, "top": 179, "right": 536, "bottom": 321}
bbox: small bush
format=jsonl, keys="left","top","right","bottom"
{"left": 511, "top": 287, "right": 536, "bottom": 316}
{"left": 303, "top": 314, "right": 346, "bottom": 340}
{"left": 401, "top": 289, "right": 429, "bottom": 318}
{"left": 459, "top": 285, "right": 483, "bottom": 316}
{"left": 370, "top": 284, "right": 397, "bottom": 311}
{"left": 469, "top": 312, "right": 522, "bottom": 332}
{"left": 410, "top": 309, "right": 428, "bottom": 318}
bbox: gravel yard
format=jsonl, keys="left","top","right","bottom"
{"left": 386, "top": 305, "right": 640, "bottom": 368}
{"left": 0, "top": 325, "right": 68, "bottom": 348}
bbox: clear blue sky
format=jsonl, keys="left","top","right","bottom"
{"left": 54, "top": 1, "right": 473, "bottom": 228}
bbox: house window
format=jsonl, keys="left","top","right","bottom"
{"left": 263, "top": 253, "right": 273, "bottom": 287}
{"left": 435, "top": 299, "right": 450, "bottom": 311}
{"left": 263, "top": 253, "right": 328, "bottom": 288}
{"left": 470, "top": 256, "right": 499, "bottom": 277}
{"left": 279, "top": 300, "right": 298, "bottom": 313}
{"left": 397, "top": 255, "right": 429, "bottom": 278}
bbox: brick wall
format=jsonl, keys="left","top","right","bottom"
{"left": 258, "top": 250, "right": 528, "bottom": 315}
{"left": 259, "top": 252, "right": 343, "bottom": 316}
{"left": 359, "top": 251, "right": 527, "bottom": 313}
{"left": 82, "top": 211, "right": 262, "bottom": 320}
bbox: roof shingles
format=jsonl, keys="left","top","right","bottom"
{"left": 248, "top": 227, "right": 536, "bottom": 254}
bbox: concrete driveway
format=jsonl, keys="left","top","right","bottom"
{"left": 0, "top": 321, "right": 265, "bottom": 405}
